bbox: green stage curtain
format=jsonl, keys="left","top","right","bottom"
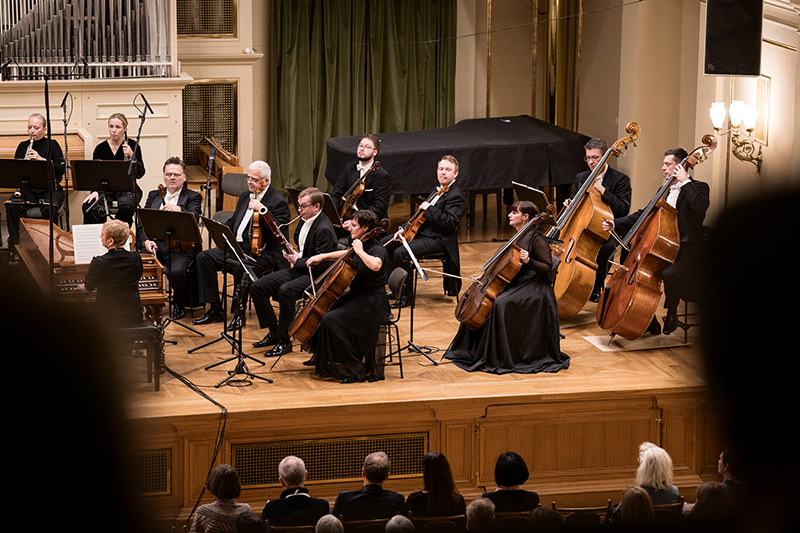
{"left": 270, "top": 0, "right": 456, "bottom": 193}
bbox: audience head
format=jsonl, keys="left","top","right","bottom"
{"left": 421, "top": 451, "right": 460, "bottom": 512}
{"left": 494, "top": 451, "right": 529, "bottom": 488}
{"left": 363, "top": 451, "right": 391, "bottom": 484}
{"left": 466, "top": 498, "right": 495, "bottom": 533}
{"left": 619, "top": 485, "right": 654, "bottom": 523}
{"left": 205, "top": 464, "right": 242, "bottom": 500}
{"left": 235, "top": 511, "right": 266, "bottom": 533}
{"left": 385, "top": 515, "right": 415, "bottom": 533}
{"left": 690, "top": 481, "right": 732, "bottom": 522}
{"left": 718, "top": 446, "right": 741, "bottom": 482}
{"left": 635, "top": 442, "right": 674, "bottom": 491}
{"left": 315, "top": 514, "right": 343, "bottom": 533}
{"left": 525, "top": 506, "right": 563, "bottom": 529}
{"left": 278, "top": 455, "right": 308, "bottom": 489}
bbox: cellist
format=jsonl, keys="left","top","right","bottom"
{"left": 602, "top": 148, "right": 710, "bottom": 334}
{"left": 329, "top": 134, "right": 392, "bottom": 238}
{"left": 380, "top": 155, "right": 467, "bottom": 308}
{"left": 445, "top": 201, "right": 569, "bottom": 375}
{"left": 250, "top": 187, "right": 337, "bottom": 357}
{"left": 565, "top": 138, "right": 632, "bottom": 302}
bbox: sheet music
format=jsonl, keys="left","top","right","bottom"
{"left": 72, "top": 224, "right": 130, "bottom": 264}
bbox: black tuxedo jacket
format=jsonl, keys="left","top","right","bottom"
{"left": 615, "top": 178, "right": 710, "bottom": 244}
{"left": 292, "top": 212, "right": 338, "bottom": 278}
{"left": 573, "top": 166, "right": 632, "bottom": 219}
{"left": 136, "top": 186, "right": 203, "bottom": 246}
{"left": 261, "top": 487, "right": 330, "bottom": 527}
{"left": 331, "top": 161, "right": 392, "bottom": 220}
{"left": 331, "top": 483, "right": 405, "bottom": 521}
{"left": 226, "top": 187, "right": 292, "bottom": 264}
{"left": 412, "top": 181, "right": 466, "bottom": 270}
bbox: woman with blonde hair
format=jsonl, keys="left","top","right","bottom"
{"left": 635, "top": 442, "right": 682, "bottom": 505}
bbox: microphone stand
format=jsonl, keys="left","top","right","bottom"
{"left": 129, "top": 93, "right": 152, "bottom": 227}
{"left": 60, "top": 92, "right": 73, "bottom": 229}
{"left": 202, "top": 147, "right": 216, "bottom": 249}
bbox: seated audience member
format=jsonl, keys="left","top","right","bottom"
{"left": 635, "top": 442, "right": 682, "bottom": 504}
{"left": 261, "top": 456, "right": 330, "bottom": 526}
{"left": 191, "top": 464, "right": 251, "bottom": 532}
{"left": 466, "top": 498, "right": 495, "bottom": 533}
{"left": 315, "top": 515, "right": 343, "bottom": 533}
{"left": 331, "top": 451, "right": 404, "bottom": 521}
{"left": 619, "top": 485, "right": 655, "bottom": 524}
{"left": 235, "top": 512, "right": 267, "bottom": 533}
{"left": 481, "top": 451, "right": 540, "bottom": 512}
{"left": 403, "top": 451, "right": 466, "bottom": 517}
{"left": 385, "top": 515, "right": 415, "bottom": 533}
{"left": 525, "top": 506, "right": 564, "bottom": 529}
{"left": 684, "top": 481, "right": 733, "bottom": 523}
{"left": 78, "top": 219, "right": 142, "bottom": 327}
{"left": 718, "top": 446, "right": 746, "bottom": 505}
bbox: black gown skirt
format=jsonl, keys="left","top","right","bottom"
{"left": 309, "top": 240, "right": 391, "bottom": 381}
{"left": 445, "top": 231, "right": 570, "bottom": 374}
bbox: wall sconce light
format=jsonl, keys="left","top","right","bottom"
{"left": 709, "top": 100, "right": 762, "bottom": 172}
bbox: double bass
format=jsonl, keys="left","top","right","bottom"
{"left": 455, "top": 208, "right": 555, "bottom": 330}
{"left": 289, "top": 219, "right": 390, "bottom": 344}
{"left": 337, "top": 161, "right": 381, "bottom": 221}
{"left": 596, "top": 135, "right": 716, "bottom": 340}
{"left": 547, "top": 122, "right": 640, "bottom": 319}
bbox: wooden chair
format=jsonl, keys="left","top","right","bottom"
{"left": 409, "top": 512, "right": 467, "bottom": 533}
{"left": 491, "top": 510, "right": 532, "bottom": 533}
{"left": 264, "top": 520, "right": 315, "bottom": 533}
{"left": 653, "top": 496, "right": 685, "bottom": 521}
{"left": 551, "top": 499, "right": 612, "bottom": 527}
{"left": 340, "top": 516, "right": 390, "bottom": 533}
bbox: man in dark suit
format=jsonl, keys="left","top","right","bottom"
{"left": 138, "top": 157, "right": 202, "bottom": 319}
{"left": 603, "top": 147, "right": 709, "bottom": 334}
{"left": 381, "top": 155, "right": 467, "bottom": 307}
{"left": 250, "top": 187, "right": 337, "bottom": 357}
{"left": 192, "top": 161, "right": 291, "bottom": 326}
{"left": 567, "top": 138, "right": 632, "bottom": 301}
{"left": 261, "top": 456, "right": 329, "bottom": 527}
{"left": 330, "top": 134, "right": 391, "bottom": 237}
{"left": 331, "top": 452, "right": 404, "bottom": 522}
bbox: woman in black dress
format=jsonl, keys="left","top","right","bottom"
{"left": 445, "top": 200, "right": 569, "bottom": 374}
{"left": 404, "top": 451, "right": 466, "bottom": 518}
{"left": 305, "top": 210, "right": 390, "bottom": 383}
{"left": 82, "top": 112, "right": 145, "bottom": 225}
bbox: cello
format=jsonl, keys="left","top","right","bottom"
{"left": 289, "top": 219, "right": 390, "bottom": 345}
{"left": 455, "top": 207, "right": 555, "bottom": 330}
{"left": 547, "top": 122, "right": 640, "bottom": 319}
{"left": 596, "top": 135, "right": 716, "bottom": 340}
{"left": 337, "top": 161, "right": 381, "bottom": 221}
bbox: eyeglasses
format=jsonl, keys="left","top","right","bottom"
{"left": 297, "top": 203, "right": 313, "bottom": 211}
{"left": 247, "top": 177, "right": 264, "bottom": 183}
{"left": 584, "top": 155, "right": 603, "bottom": 163}
{"left": 164, "top": 173, "right": 184, "bottom": 179}
{"left": 357, "top": 144, "right": 375, "bottom": 151}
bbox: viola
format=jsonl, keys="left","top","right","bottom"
{"left": 338, "top": 161, "right": 381, "bottom": 221}
{"left": 251, "top": 179, "right": 268, "bottom": 256}
{"left": 391, "top": 183, "right": 450, "bottom": 245}
{"left": 456, "top": 209, "right": 554, "bottom": 330}
{"left": 289, "top": 219, "right": 390, "bottom": 345}
{"left": 158, "top": 184, "right": 193, "bottom": 253}
{"left": 547, "top": 122, "right": 640, "bottom": 319}
{"left": 596, "top": 135, "right": 717, "bottom": 340}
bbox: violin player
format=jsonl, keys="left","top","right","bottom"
{"left": 380, "top": 155, "right": 467, "bottom": 308}
{"left": 565, "top": 138, "right": 632, "bottom": 302}
{"left": 330, "top": 133, "right": 391, "bottom": 236}
{"left": 192, "top": 161, "right": 291, "bottom": 327}
{"left": 602, "top": 147, "right": 710, "bottom": 335}
{"left": 249, "top": 187, "right": 337, "bottom": 358}
{"left": 136, "top": 157, "right": 202, "bottom": 320}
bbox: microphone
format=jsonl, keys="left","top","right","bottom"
{"left": 139, "top": 93, "right": 154, "bottom": 115}
{"left": 60, "top": 91, "right": 71, "bottom": 108}
{"left": 208, "top": 146, "right": 217, "bottom": 166}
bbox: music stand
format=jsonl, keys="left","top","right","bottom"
{"left": 71, "top": 160, "right": 133, "bottom": 218}
{"left": 192, "top": 216, "right": 271, "bottom": 387}
{"left": 137, "top": 207, "right": 205, "bottom": 340}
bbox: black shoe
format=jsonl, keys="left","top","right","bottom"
{"left": 302, "top": 357, "right": 317, "bottom": 366}
{"left": 663, "top": 312, "right": 679, "bottom": 335}
{"left": 192, "top": 309, "right": 224, "bottom": 325}
{"left": 226, "top": 314, "right": 246, "bottom": 332}
{"left": 588, "top": 288, "right": 602, "bottom": 303}
{"left": 253, "top": 332, "right": 279, "bottom": 348}
{"left": 646, "top": 316, "right": 662, "bottom": 335}
{"left": 171, "top": 306, "right": 186, "bottom": 320}
{"left": 390, "top": 296, "right": 409, "bottom": 309}
{"left": 339, "top": 375, "right": 360, "bottom": 384}
{"left": 265, "top": 340, "right": 292, "bottom": 358}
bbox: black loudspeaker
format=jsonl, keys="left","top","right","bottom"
{"left": 704, "top": 0, "right": 763, "bottom": 76}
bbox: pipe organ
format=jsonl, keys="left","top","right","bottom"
{"left": 1, "top": 0, "right": 172, "bottom": 79}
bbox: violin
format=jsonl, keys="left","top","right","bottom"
{"left": 289, "top": 219, "right": 390, "bottom": 345}
{"left": 158, "top": 184, "right": 193, "bottom": 253}
{"left": 596, "top": 135, "right": 717, "bottom": 340}
{"left": 251, "top": 179, "right": 268, "bottom": 256}
{"left": 456, "top": 208, "right": 555, "bottom": 330}
{"left": 391, "top": 183, "right": 450, "bottom": 244}
{"left": 547, "top": 122, "right": 640, "bottom": 319}
{"left": 338, "top": 161, "right": 381, "bottom": 221}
